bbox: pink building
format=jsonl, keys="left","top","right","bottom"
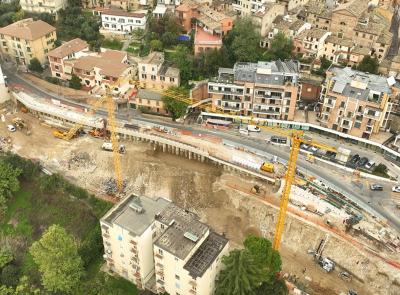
{"left": 194, "top": 28, "right": 222, "bottom": 55}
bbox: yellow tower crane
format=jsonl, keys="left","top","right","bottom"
{"left": 257, "top": 125, "right": 336, "bottom": 250}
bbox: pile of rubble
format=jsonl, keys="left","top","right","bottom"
{"left": 68, "top": 151, "right": 94, "bottom": 168}
{"left": 103, "top": 177, "right": 127, "bottom": 195}
{"left": 0, "top": 136, "right": 12, "bottom": 152}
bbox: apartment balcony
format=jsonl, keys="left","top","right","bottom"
{"left": 158, "top": 286, "right": 166, "bottom": 293}
{"left": 156, "top": 279, "right": 165, "bottom": 286}
{"left": 156, "top": 270, "right": 164, "bottom": 276}
{"left": 189, "top": 289, "right": 197, "bottom": 294}
{"left": 156, "top": 263, "right": 164, "bottom": 269}
{"left": 134, "top": 272, "right": 141, "bottom": 278}
{"left": 130, "top": 240, "right": 137, "bottom": 246}
{"left": 221, "top": 104, "right": 242, "bottom": 111}
{"left": 130, "top": 247, "right": 137, "bottom": 254}
{"left": 155, "top": 253, "right": 163, "bottom": 259}
{"left": 221, "top": 96, "right": 241, "bottom": 102}
{"left": 102, "top": 233, "right": 110, "bottom": 239}
{"left": 252, "top": 108, "right": 280, "bottom": 115}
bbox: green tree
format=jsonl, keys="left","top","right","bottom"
{"left": 171, "top": 44, "right": 194, "bottom": 85}
{"left": 0, "top": 276, "right": 41, "bottom": 295}
{"left": 150, "top": 39, "right": 163, "bottom": 51}
{"left": 30, "top": 225, "right": 83, "bottom": 294}
{"left": 1, "top": 264, "right": 19, "bottom": 287}
{"left": 0, "top": 250, "right": 13, "bottom": 269}
{"left": 215, "top": 249, "right": 264, "bottom": 295}
{"left": 356, "top": 55, "right": 379, "bottom": 74}
{"left": 11, "top": 9, "right": 24, "bottom": 22}
{"left": 69, "top": 74, "right": 82, "bottom": 90}
{"left": 255, "top": 278, "right": 288, "bottom": 295}
{"left": 244, "top": 235, "right": 282, "bottom": 277}
{"left": 162, "top": 95, "right": 188, "bottom": 121}
{"left": 225, "top": 18, "right": 261, "bottom": 63}
{"left": 27, "top": 58, "right": 43, "bottom": 74}
{"left": 0, "top": 161, "right": 21, "bottom": 217}
{"left": 263, "top": 32, "right": 293, "bottom": 61}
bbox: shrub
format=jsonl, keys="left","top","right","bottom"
{"left": 45, "top": 76, "right": 60, "bottom": 85}
{"left": 69, "top": 74, "right": 82, "bottom": 90}
{"left": 1, "top": 264, "right": 19, "bottom": 287}
{"left": 28, "top": 58, "right": 43, "bottom": 73}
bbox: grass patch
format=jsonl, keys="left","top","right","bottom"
{"left": 101, "top": 38, "right": 123, "bottom": 50}
{"left": 107, "top": 276, "right": 139, "bottom": 293}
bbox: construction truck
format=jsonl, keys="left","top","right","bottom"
{"left": 53, "top": 128, "right": 84, "bottom": 140}
{"left": 101, "top": 142, "right": 126, "bottom": 154}
{"left": 318, "top": 257, "right": 335, "bottom": 272}
{"left": 232, "top": 155, "right": 275, "bottom": 173}
{"left": 12, "top": 118, "right": 31, "bottom": 135}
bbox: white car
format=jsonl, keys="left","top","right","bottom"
{"left": 247, "top": 125, "right": 260, "bottom": 132}
{"left": 392, "top": 185, "right": 400, "bottom": 193}
{"left": 7, "top": 124, "right": 16, "bottom": 132}
{"left": 310, "top": 146, "right": 318, "bottom": 153}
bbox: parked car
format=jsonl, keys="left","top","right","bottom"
{"left": 310, "top": 146, "right": 318, "bottom": 153}
{"left": 370, "top": 184, "right": 383, "bottom": 191}
{"left": 392, "top": 185, "right": 400, "bottom": 193}
{"left": 7, "top": 124, "right": 16, "bottom": 132}
{"left": 365, "top": 160, "right": 375, "bottom": 169}
{"left": 358, "top": 157, "right": 368, "bottom": 167}
{"left": 300, "top": 143, "right": 310, "bottom": 150}
{"left": 325, "top": 151, "right": 337, "bottom": 158}
{"left": 247, "top": 125, "right": 260, "bottom": 132}
{"left": 350, "top": 154, "right": 360, "bottom": 164}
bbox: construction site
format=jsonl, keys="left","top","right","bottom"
{"left": 1, "top": 99, "right": 399, "bottom": 295}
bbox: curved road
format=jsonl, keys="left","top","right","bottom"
{"left": 4, "top": 68, "right": 400, "bottom": 232}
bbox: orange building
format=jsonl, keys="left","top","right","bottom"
{"left": 175, "top": 2, "right": 199, "bottom": 32}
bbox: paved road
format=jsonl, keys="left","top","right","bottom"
{"left": 4, "top": 68, "right": 400, "bottom": 232}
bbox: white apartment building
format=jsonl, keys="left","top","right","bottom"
{"left": 100, "top": 195, "right": 229, "bottom": 295}
{"left": 138, "top": 52, "right": 180, "bottom": 89}
{"left": 21, "top": 0, "right": 68, "bottom": 16}
{"left": 93, "top": 8, "right": 147, "bottom": 33}
{"left": 232, "top": 0, "right": 276, "bottom": 16}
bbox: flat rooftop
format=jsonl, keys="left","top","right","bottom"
{"left": 155, "top": 204, "right": 209, "bottom": 260}
{"left": 102, "top": 195, "right": 170, "bottom": 236}
{"left": 183, "top": 231, "right": 228, "bottom": 278}
{"left": 328, "top": 66, "right": 391, "bottom": 101}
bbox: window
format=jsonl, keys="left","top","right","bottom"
{"left": 45, "top": 33, "right": 51, "bottom": 38}
{"left": 56, "top": 73, "right": 60, "bottom": 77}
{"left": 175, "top": 274, "right": 180, "bottom": 280}
{"left": 170, "top": 77, "right": 175, "bottom": 82}
{"left": 284, "top": 92, "right": 291, "bottom": 98}
{"left": 354, "top": 122, "right": 361, "bottom": 128}
{"left": 158, "top": 249, "right": 163, "bottom": 255}
{"left": 340, "top": 101, "right": 345, "bottom": 108}
{"left": 141, "top": 74, "right": 147, "bottom": 79}
{"left": 160, "top": 76, "right": 165, "bottom": 81}
{"left": 151, "top": 75, "right": 156, "bottom": 80}
{"left": 340, "top": 21, "right": 346, "bottom": 25}
{"left": 105, "top": 17, "right": 109, "bottom": 20}
{"left": 55, "top": 65, "right": 59, "bottom": 70}
{"left": 44, "top": 49, "right": 48, "bottom": 53}
{"left": 111, "top": 24, "right": 116, "bottom": 28}
{"left": 161, "top": 223, "right": 165, "bottom": 229}
{"left": 111, "top": 17, "right": 116, "bottom": 21}
{"left": 136, "top": 20, "right": 141, "bottom": 24}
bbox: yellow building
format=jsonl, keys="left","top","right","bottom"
{"left": 0, "top": 18, "right": 57, "bottom": 66}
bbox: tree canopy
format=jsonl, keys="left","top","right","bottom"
{"left": 69, "top": 74, "right": 82, "bottom": 90}
{"left": 356, "top": 55, "right": 379, "bottom": 74}
{"left": 215, "top": 236, "right": 287, "bottom": 295}
{"left": 263, "top": 32, "right": 294, "bottom": 61}
{"left": 171, "top": 45, "right": 194, "bottom": 85}
{"left": 30, "top": 225, "right": 83, "bottom": 294}
{"left": 0, "top": 161, "right": 21, "bottom": 217}
{"left": 0, "top": 1, "right": 21, "bottom": 27}
{"left": 162, "top": 87, "right": 189, "bottom": 120}
{"left": 28, "top": 58, "right": 43, "bottom": 74}
{"left": 215, "top": 249, "right": 264, "bottom": 295}
{"left": 224, "top": 18, "right": 262, "bottom": 63}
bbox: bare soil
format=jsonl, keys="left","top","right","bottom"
{"left": 1, "top": 111, "right": 399, "bottom": 295}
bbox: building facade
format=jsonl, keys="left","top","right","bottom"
{"left": 93, "top": 8, "right": 147, "bottom": 33}
{"left": 21, "top": 0, "right": 68, "bottom": 16}
{"left": 100, "top": 194, "right": 229, "bottom": 295}
{"left": 208, "top": 60, "right": 300, "bottom": 120}
{"left": 194, "top": 27, "right": 222, "bottom": 55}
{"left": 253, "top": 3, "right": 285, "bottom": 37}
{"left": 48, "top": 38, "right": 89, "bottom": 80}
{"left": 0, "top": 19, "right": 56, "bottom": 65}
{"left": 138, "top": 52, "right": 180, "bottom": 89}
{"left": 320, "top": 66, "right": 392, "bottom": 139}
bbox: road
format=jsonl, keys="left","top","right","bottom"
{"left": 4, "top": 67, "right": 400, "bottom": 232}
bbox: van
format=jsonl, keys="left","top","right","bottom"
{"left": 247, "top": 125, "right": 260, "bottom": 132}
{"left": 7, "top": 125, "right": 16, "bottom": 132}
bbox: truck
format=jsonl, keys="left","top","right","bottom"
{"left": 232, "top": 155, "right": 274, "bottom": 173}
{"left": 101, "top": 142, "right": 126, "bottom": 154}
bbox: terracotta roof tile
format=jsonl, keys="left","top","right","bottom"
{"left": 48, "top": 38, "right": 88, "bottom": 59}
{"left": 0, "top": 18, "right": 55, "bottom": 41}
